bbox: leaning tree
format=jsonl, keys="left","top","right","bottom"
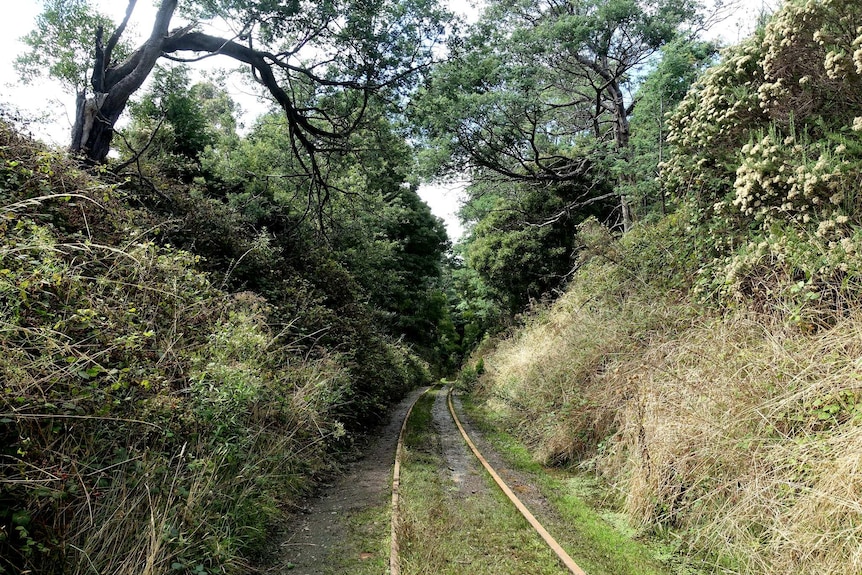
{"left": 17, "top": 0, "right": 447, "bottom": 176}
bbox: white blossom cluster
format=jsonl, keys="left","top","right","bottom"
{"left": 666, "top": 0, "right": 862, "bottom": 210}
{"left": 663, "top": 37, "right": 766, "bottom": 199}
{"left": 760, "top": 0, "right": 862, "bottom": 104}
{"left": 665, "top": 0, "right": 862, "bottom": 308}
{"left": 714, "top": 225, "right": 862, "bottom": 302}
{"left": 732, "top": 132, "right": 852, "bottom": 228}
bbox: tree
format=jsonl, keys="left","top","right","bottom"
{"left": 125, "top": 65, "right": 215, "bottom": 169}
{"left": 17, "top": 0, "right": 448, "bottom": 180}
{"left": 202, "top": 97, "right": 451, "bottom": 358}
{"left": 459, "top": 174, "right": 616, "bottom": 312}
{"left": 415, "top": 0, "right": 702, "bottom": 227}
{"left": 624, "top": 37, "right": 717, "bottom": 215}
{"left": 16, "top": 0, "right": 129, "bottom": 95}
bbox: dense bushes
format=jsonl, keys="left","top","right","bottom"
{"left": 664, "top": 0, "right": 862, "bottom": 323}
{"left": 0, "top": 118, "right": 430, "bottom": 574}
{"left": 466, "top": 1, "right": 862, "bottom": 573}
{"left": 470, "top": 209, "right": 862, "bottom": 573}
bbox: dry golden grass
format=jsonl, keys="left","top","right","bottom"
{"left": 475, "top": 262, "right": 862, "bottom": 573}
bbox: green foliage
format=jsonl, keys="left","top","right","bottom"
{"left": 459, "top": 176, "right": 616, "bottom": 313}
{"left": 0, "top": 116, "right": 434, "bottom": 575}
{"left": 158, "top": 186, "right": 436, "bottom": 426}
{"left": 414, "top": 0, "right": 701, "bottom": 184}
{"left": 625, "top": 38, "right": 718, "bottom": 215}
{"left": 201, "top": 105, "right": 450, "bottom": 370}
{"left": 440, "top": 256, "right": 503, "bottom": 362}
{"left": 126, "top": 66, "right": 217, "bottom": 168}
{"left": 0, "top": 213, "right": 345, "bottom": 573}
{"left": 664, "top": 33, "right": 769, "bottom": 207}
{"left": 415, "top": 0, "right": 708, "bottom": 328}
{"left": 15, "top": 0, "right": 129, "bottom": 93}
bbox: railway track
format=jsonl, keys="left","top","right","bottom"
{"left": 389, "top": 386, "right": 587, "bottom": 575}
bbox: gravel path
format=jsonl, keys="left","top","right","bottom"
{"left": 271, "top": 386, "right": 555, "bottom": 574}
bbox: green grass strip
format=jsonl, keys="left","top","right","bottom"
{"left": 461, "top": 397, "right": 706, "bottom": 575}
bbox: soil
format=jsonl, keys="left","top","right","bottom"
{"left": 270, "top": 387, "right": 428, "bottom": 575}
{"left": 270, "top": 386, "right": 557, "bottom": 574}
{"left": 430, "top": 387, "right": 487, "bottom": 497}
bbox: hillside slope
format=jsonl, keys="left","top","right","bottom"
{"left": 0, "top": 121, "right": 430, "bottom": 574}
{"left": 465, "top": 1, "right": 862, "bottom": 572}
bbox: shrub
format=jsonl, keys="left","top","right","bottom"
{"left": 0, "top": 126, "right": 349, "bottom": 575}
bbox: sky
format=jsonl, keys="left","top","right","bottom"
{"left": 0, "top": 0, "right": 776, "bottom": 241}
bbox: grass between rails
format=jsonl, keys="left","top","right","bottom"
{"left": 397, "top": 388, "right": 569, "bottom": 575}
{"left": 460, "top": 396, "right": 707, "bottom": 575}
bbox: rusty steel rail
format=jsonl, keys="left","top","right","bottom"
{"left": 390, "top": 385, "right": 587, "bottom": 575}
{"left": 389, "top": 386, "right": 430, "bottom": 575}
{"left": 446, "top": 388, "right": 588, "bottom": 575}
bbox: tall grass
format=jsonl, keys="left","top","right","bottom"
{"left": 602, "top": 313, "right": 862, "bottom": 573}
{"left": 470, "top": 215, "right": 862, "bottom": 574}
{"left": 0, "top": 123, "right": 353, "bottom": 574}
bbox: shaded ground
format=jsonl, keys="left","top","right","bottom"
{"left": 270, "top": 387, "right": 428, "bottom": 575}
{"left": 271, "top": 386, "right": 644, "bottom": 575}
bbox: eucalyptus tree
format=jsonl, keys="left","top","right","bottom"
{"left": 17, "top": 0, "right": 449, "bottom": 183}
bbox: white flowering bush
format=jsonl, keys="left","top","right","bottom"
{"left": 662, "top": 0, "right": 862, "bottom": 321}
{"left": 761, "top": 0, "right": 862, "bottom": 118}
{"left": 666, "top": 0, "right": 862, "bottom": 203}
{"left": 730, "top": 129, "right": 861, "bottom": 226}
{"left": 663, "top": 35, "right": 767, "bottom": 204}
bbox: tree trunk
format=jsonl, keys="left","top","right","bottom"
{"left": 610, "top": 83, "right": 633, "bottom": 232}
{"left": 69, "top": 0, "right": 178, "bottom": 163}
{"left": 72, "top": 98, "right": 125, "bottom": 163}
{"left": 70, "top": 91, "right": 86, "bottom": 152}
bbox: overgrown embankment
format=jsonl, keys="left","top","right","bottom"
{"left": 465, "top": 1, "right": 862, "bottom": 573}
{"left": 469, "top": 213, "right": 862, "bottom": 574}
{"left": 0, "top": 122, "right": 430, "bottom": 574}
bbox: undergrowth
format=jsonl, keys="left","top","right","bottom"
{"left": 0, "top": 121, "right": 427, "bottom": 574}
{"left": 467, "top": 209, "right": 862, "bottom": 574}
{"left": 466, "top": 3, "right": 862, "bottom": 570}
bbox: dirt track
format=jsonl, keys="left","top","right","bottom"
{"left": 271, "top": 387, "right": 558, "bottom": 574}
{"left": 272, "top": 387, "right": 427, "bottom": 574}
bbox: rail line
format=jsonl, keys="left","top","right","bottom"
{"left": 389, "top": 385, "right": 587, "bottom": 575}
{"left": 389, "top": 385, "right": 430, "bottom": 575}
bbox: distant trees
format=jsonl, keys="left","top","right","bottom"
{"left": 196, "top": 99, "right": 453, "bottom": 364}
{"left": 413, "top": 0, "right": 707, "bottom": 317}
{"left": 458, "top": 176, "right": 616, "bottom": 313}
{"left": 622, "top": 38, "right": 717, "bottom": 215}
{"left": 124, "top": 65, "right": 216, "bottom": 173}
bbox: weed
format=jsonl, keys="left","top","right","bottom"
{"left": 397, "top": 390, "right": 569, "bottom": 575}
